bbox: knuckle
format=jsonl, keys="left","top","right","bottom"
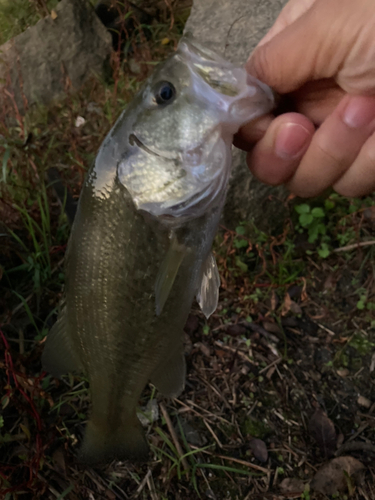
{"left": 248, "top": 47, "right": 274, "bottom": 86}
{"left": 315, "top": 142, "right": 345, "bottom": 167}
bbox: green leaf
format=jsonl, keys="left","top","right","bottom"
{"left": 234, "top": 239, "right": 248, "bottom": 249}
{"left": 295, "top": 203, "right": 310, "bottom": 214}
{"left": 325, "top": 199, "right": 335, "bottom": 210}
{"left": 299, "top": 213, "right": 314, "bottom": 227}
{"left": 308, "top": 223, "right": 319, "bottom": 243}
{"left": 235, "top": 225, "right": 246, "bottom": 235}
{"left": 311, "top": 207, "right": 325, "bottom": 218}
{"left": 202, "top": 325, "right": 210, "bottom": 335}
{"left": 318, "top": 243, "right": 330, "bottom": 258}
{"left": 317, "top": 223, "right": 326, "bottom": 235}
{"left": 235, "top": 256, "right": 248, "bottom": 273}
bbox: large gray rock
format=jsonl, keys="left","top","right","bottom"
{"left": 0, "top": 0, "right": 112, "bottom": 115}
{"left": 185, "top": 0, "right": 289, "bottom": 231}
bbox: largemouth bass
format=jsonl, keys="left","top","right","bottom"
{"left": 42, "top": 36, "right": 274, "bottom": 463}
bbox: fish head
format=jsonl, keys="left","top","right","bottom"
{"left": 117, "top": 35, "right": 274, "bottom": 218}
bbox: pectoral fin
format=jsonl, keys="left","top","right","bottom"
{"left": 155, "top": 234, "right": 186, "bottom": 316}
{"left": 42, "top": 306, "right": 83, "bottom": 378}
{"left": 150, "top": 344, "right": 186, "bottom": 398}
{"left": 196, "top": 252, "right": 220, "bottom": 319}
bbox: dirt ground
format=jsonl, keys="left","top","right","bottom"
{"left": 0, "top": 1, "right": 374, "bottom": 499}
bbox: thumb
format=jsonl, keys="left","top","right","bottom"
{"left": 246, "top": 0, "right": 353, "bottom": 94}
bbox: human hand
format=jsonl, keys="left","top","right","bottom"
{"left": 235, "top": 0, "right": 375, "bottom": 198}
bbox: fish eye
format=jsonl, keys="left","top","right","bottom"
{"left": 154, "top": 81, "right": 176, "bottom": 105}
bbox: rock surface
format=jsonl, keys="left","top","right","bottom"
{"left": 185, "top": 0, "right": 289, "bottom": 230}
{"left": 0, "top": 0, "right": 112, "bottom": 116}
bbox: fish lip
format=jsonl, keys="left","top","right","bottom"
{"left": 130, "top": 128, "right": 221, "bottom": 167}
{"left": 129, "top": 133, "right": 178, "bottom": 161}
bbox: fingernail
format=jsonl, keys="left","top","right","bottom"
{"left": 343, "top": 96, "right": 375, "bottom": 128}
{"left": 274, "top": 123, "right": 310, "bottom": 160}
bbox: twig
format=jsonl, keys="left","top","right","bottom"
{"left": 333, "top": 240, "right": 375, "bottom": 252}
{"left": 346, "top": 423, "right": 369, "bottom": 442}
{"left": 175, "top": 398, "right": 231, "bottom": 425}
{"left": 146, "top": 471, "right": 158, "bottom": 500}
{"left": 214, "top": 340, "right": 252, "bottom": 364}
{"left": 159, "top": 402, "right": 189, "bottom": 475}
{"left": 316, "top": 323, "right": 336, "bottom": 336}
{"left": 189, "top": 445, "right": 269, "bottom": 474}
{"left": 203, "top": 419, "right": 223, "bottom": 448}
{"left": 12, "top": 292, "right": 33, "bottom": 315}
{"left": 259, "top": 357, "right": 282, "bottom": 375}
{"left": 273, "top": 409, "right": 300, "bottom": 427}
{"left": 336, "top": 440, "right": 375, "bottom": 456}
{"left": 135, "top": 469, "right": 152, "bottom": 498}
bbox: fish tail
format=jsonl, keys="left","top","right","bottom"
{"left": 79, "top": 413, "right": 149, "bottom": 464}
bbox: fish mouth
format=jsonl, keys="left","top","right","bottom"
{"left": 129, "top": 134, "right": 177, "bottom": 161}
{"left": 129, "top": 127, "right": 221, "bottom": 167}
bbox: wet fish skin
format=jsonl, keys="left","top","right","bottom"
{"left": 42, "top": 36, "right": 274, "bottom": 463}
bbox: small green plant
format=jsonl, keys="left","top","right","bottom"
{"left": 301, "top": 483, "right": 310, "bottom": 500}
{"left": 295, "top": 203, "right": 330, "bottom": 257}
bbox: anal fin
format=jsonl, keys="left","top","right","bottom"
{"left": 42, "top": 306, "right": 83, "bottom": 378}
{"left": 196, "top": 252, "right": 220, "bottom": 319}
{"left": 150, "top": 344, "right": 186, "bottom": 398}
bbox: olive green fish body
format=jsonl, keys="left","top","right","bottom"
{"left": 52, "top": 170, "right": 222, "bottom": 462}
{"left": 42, "top": 35, "right": 274, "bottom": 463}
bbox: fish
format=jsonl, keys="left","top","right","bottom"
{"left": 42, "top": 35, "right": 274, "bottom": 464}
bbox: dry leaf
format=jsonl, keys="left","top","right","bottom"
{"left": 226, "top": 324, "right": 247, "bottom": 337}
{"left": 262, "top": 321, "right": 281, "bottom": 335}
{"left": 311, "top": 456, "right": 364, "bottom": 495}
{"left": 196, "top": 342, "right": 210, "bottom": 357}
{"left": 279, "top": 478, "right": 306, "bottom": 493}
{"left": 50, "top": 9, "right": 57, "bottom": 20}
{"left": 270, "top": 290, "right": 278, "bottom": 311}
{"left": 323, "top": 273, "right": 336, "bottom": 291}
{"left": 281, "top": 293, "right": 292, "bottom": 316}
{"left": 357, "top": 395, "right": 371, "bottom": 408}
{"left": 309, "top": 406, "right": 337, "bottom": 457}
{"left": 336, "top": 368, "right": 349, "bottom": 377}
{"left": 52, "top": 446, "right": 66, "bottom": 474}
{"left": 249, "top": 438, "right": 268, "bottom": 463}
{"left": 289, "top": 300, "right": 302, "bottom": 315}
{"left": 266, "top": 365, "right": 276, "bottom": 380}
